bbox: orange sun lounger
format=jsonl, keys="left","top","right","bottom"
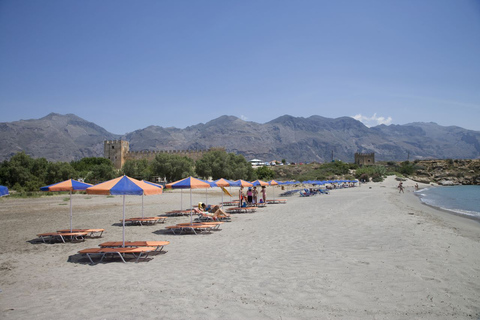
{"left": 165, "top": 223, "right": 213, "bottom": 235}
{"left": 226, "top": 207, "right": 257, "bottom": 214}
{"left": 99, "top": 241, "right": 170, "bottom": 252}
{"left": 266, "top": 199, "right": 287, "bottom": 204}
{"left": 78, "top": 247, "right": 154, "bottom": 264}
{"left": 37, "top": 232, "right": 88, "bottom": 243}
{"left": 57, "top": 229, "right": 104, "bottom": 238}
{"left": 121, "top": 217, "right": 164, "bottom": 226}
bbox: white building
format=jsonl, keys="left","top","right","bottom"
{"left": 249, "top": 159, "right": 263, "bottom": 166}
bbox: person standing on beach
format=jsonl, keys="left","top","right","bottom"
{"left": 261, "top": 186, "right": 267, "bottom": 203}
{"left": 247, "top": 187, "right": 253, "bottom": 205}
{"left": 239, "top": 186, "right": 244, "bottom": 205}
{"left": 398, "top": 182, "right": 404, "bottom": 193}
{"left": 253, "top": 187, "right": 258, "bottom": 204}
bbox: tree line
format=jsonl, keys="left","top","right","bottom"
{"left": 0, "top": 149, "right": 276, "bottom": 192}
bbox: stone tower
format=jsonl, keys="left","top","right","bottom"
{"left": 354, "top": 152, "right": 375, "bottom": 166}
{"left": 104, "top": 140, "right": 129, "bottom": 169}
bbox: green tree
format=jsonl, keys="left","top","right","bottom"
{"left": 255, "top": 166, "right": 275, "bottom": 180}
{"left": 71, "top": 157, "right": 113, "bottom": 177}
{"left": 150, "top": 153, "right": 195, "bottom": 182}
{"left": 0, "top": 152, "right": 47, "bottom": 191}
{"left": 44, "top": 161, "right": 77, "bottom": 185}
{"left": 195, "top": 150, "right": 230, "bottom": 180}
{"left": 398, "top": 161, "right": 414, "bottom": 175}
{"left": 224, "top": 153, "right": 255, "bottom": 180}
{"left": 122, "top": 159, "right": 151, "bottom": 180}
{"left": 196, "top": 150, "right": 255, "bottom": 181}
{"left": 84, "top": 163, "right": 117, "bottom": 184}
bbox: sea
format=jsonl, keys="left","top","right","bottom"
{"left": 415, "top": 185, "right": 480, "bottom": 222}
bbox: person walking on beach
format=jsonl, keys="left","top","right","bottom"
{"left": 398, "top": 182, "right": 404, "bottom": 193}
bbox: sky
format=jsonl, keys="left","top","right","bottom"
{"left": 1, "top": 0, "right": 480, "bottom": 134}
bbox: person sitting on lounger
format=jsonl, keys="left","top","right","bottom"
{"left": 209, "top": 205, "right": 231, "bottom": 218}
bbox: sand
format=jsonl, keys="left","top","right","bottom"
{"left": 0, "top": 176, "right": 479, "bottom": 319}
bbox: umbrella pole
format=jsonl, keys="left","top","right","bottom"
{"left": 142, "top": 194, "right": 144, "bottom": 218}
{"left": 181, "top": 189, "right": 183, "bottom": 211}
{"left": 190, "top": 189, "right": 193, "bottom": 224}
{"left": 69, "top": 190, "right": 73, "bottom": 232}
{"left": 122, "top": 195, "right": 126, "bottom": 247}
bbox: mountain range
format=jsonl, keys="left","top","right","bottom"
{"left": 1, "top": 113, "right": 479, "bottom": 163}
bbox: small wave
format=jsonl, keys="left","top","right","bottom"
{"left": 420, "top": 198, "right": 480, "bottom": 220}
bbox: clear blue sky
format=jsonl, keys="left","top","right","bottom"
{"left": 1, "top": 0, "right": 479, "bottom": 134}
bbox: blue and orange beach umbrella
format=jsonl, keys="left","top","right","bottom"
{"left": 40, "top": 179, "right": 93, "bottom": 232}
{"left": 86, "top": 175, "right": 162, "bottom": 247}
{"left": 165, "top": 177, "right": 211, "bottom": 223}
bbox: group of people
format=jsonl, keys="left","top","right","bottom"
{"left": 239, "top": 186, "right": 266, "bottom": 206}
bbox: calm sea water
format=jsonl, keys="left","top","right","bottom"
{"left": 415, "top": 185, "right": 480, "bottom": 220}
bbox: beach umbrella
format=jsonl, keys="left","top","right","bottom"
{"left": 268, "top": 179, "right": 281, "bottom": 200}
{"left": 40, "top": 179, "right": 93, "bottom": 232}
{"left": 165, "top": 177, "right": 211, "bottom": 223}
{"left": 235, "top": 179, "right": 254, "bottom": 187}
{"left": 86, "top": 175, "right": 162, "bottom": 247}
{"left": 251, "top": 179, "right": 269, "bottom": 186}
{"left": 201, "top": 179, "right": 217, "bottom": 205}
{"left": 141, "top": 181, "right": 163, "bottom": 218}
{"left": 0, "top": 185, "right": 9, "bottom": 197}
{"left": 214, "top": 178, "right": 232, "bottom": 206}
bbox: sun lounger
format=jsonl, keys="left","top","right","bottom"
{"left": 37, "top": 232, "right": 88, "bottom": 243}
{"left": 164, "top": 209, "right": 191, "bottom": 216}
{"left": 99, "top": 241, "right": 170, "bottom": 252}
{"left": 221, "top": 200, "right": 240, "bottom": 207}
{"left": 121, "top": 217, "right": 163, "bottom": 226}
{"left": 165, "top": 223, "right": 213, "bottom": 235}
{"left": 78, "top": 246, "right": 154, "bottom": 264}
{"left": 226, "top": 207, "right": 257, "bottom": 214}
{"left": 177, "top": 222, "right": 223, "bottom": 230}
{"left": 57, "top": 229, "right": 104, "bottom": 238}
{"left": 266, "top": 199, "right": 287, "bottom": 204}
{"left": 252, "top": 202, "right": 267, "bottom": 208}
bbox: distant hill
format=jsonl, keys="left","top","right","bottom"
{"left": 0, "top": 113, "right": 120, "bottom": 162}
{"left": 1, "top": 113, "right": 479, "bottom": 162}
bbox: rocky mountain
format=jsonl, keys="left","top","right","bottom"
{"left": 0, "top": 113, "right": 120, "bottom": 162}
{"left": 1, "top": 113, "right": 480, "bottom": 163}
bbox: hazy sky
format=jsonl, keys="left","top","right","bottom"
{"left": 1, "top": 0, "right": 479, "bottom": 134}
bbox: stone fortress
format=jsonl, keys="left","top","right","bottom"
{"left": 104, "top": 140, "right": 221, "bottom": 169}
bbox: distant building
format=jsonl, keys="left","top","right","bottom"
{"left": 354, "top": 152, "right": 375, "bottom": 166}
{"left": 249, "top": 159, "right": 263, "bottom": 167}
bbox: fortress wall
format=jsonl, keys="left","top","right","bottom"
{"left": 105, "top": 140, "right": 225, "bottom": 169}
{"left": 124, "top": 149, "right": 207, "bottom": 162}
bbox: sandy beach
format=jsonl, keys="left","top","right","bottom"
{"left": 0, "top": 176, "right": 479, "bottom": 319}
